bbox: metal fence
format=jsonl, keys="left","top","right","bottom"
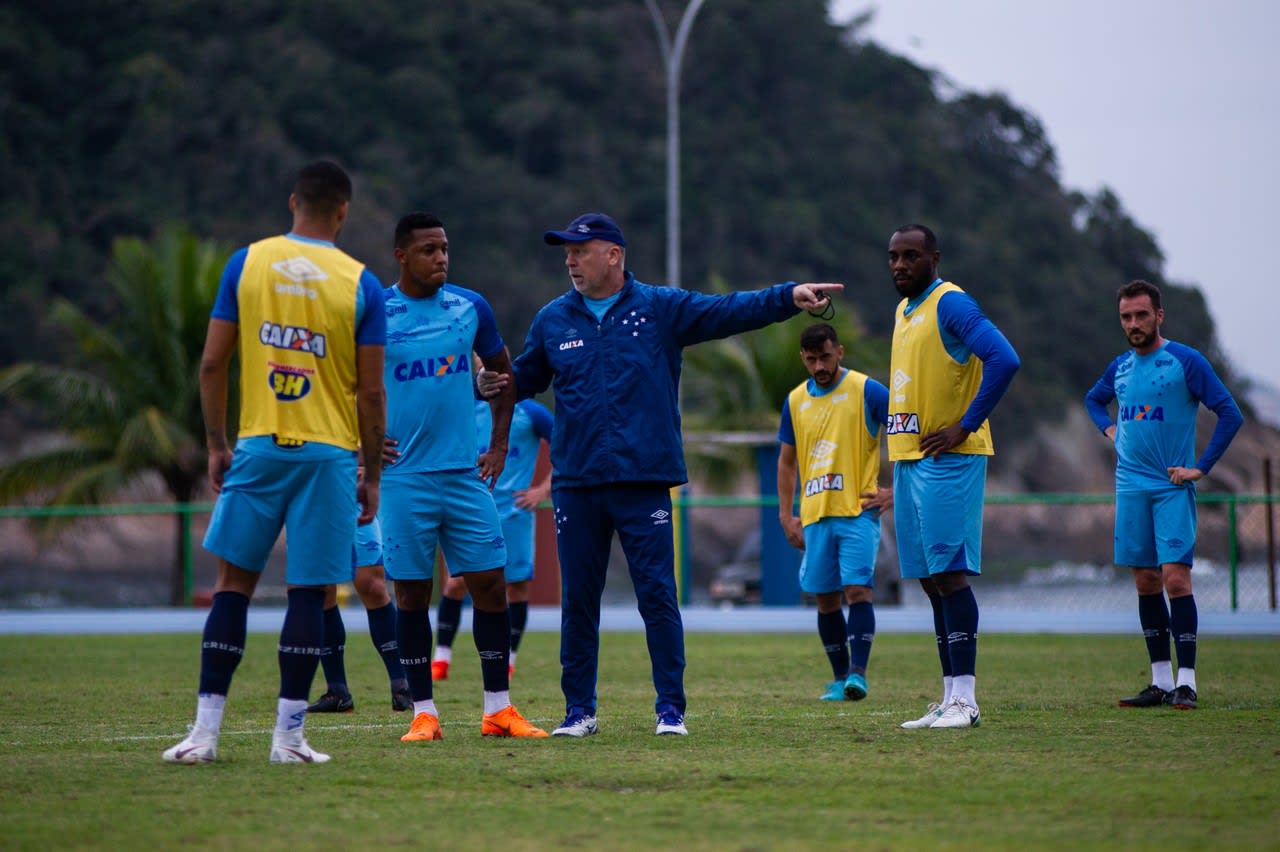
{"left": 675, "top": 491, "right": 1277, "bottom": 613}
{"left": 1, "top": 491, "right": 1276, "bottom": 612}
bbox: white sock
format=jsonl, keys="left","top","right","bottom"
{"left": 434, "top": 646, "right": 452, "bottom": 664}
{"left": 1152, "top": 661, "right": 1175, "bottom": 691}
{"left": 412, "top": 699, "right": 439, "bottom": 718}
{"left": 195, "top": 693, "right": 226, "bottom": 734}
{"left": 951, "top": 675, "right": 976, "bottom": 705}
{"left": 508, "top": 650, "right": 518, "bottom": 669}
{"left": 275, "top": 698, "right": 308, "bottom": 734}
{"left": 1176, "top": 667, "right": 1197, "bottom": 691}
{"left": 941, "top": 675, "right": 954, "bottom": 706}
{"left": 483, "top": 690, "right": 511, "bottom": 715}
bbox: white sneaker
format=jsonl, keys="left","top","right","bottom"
{"left": 899, "top": 702, "right": 943, "bottom": 729}
{"left": 551, "top": 713, "right": 599, "bottom": 737}
{"left": 655, "top": 710, "right": 688, "bottom": 736}
{"left": 929, "top": 698, "right": 981, "bottom": 729}
{"left": 269, "top": 729, "right": 331, "bottom": 764}
{"left": 162, "top": 725, "right": 219, "bottom": 764}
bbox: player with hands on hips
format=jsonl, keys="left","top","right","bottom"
{"left": 1085, "top": 279, "right": 1242, "bottom": 711}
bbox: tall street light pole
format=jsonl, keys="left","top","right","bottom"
{"left": 644, "top": 0, "right": 708, "bottom": 290}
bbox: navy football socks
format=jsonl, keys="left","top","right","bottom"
{"left": 278, "top": 587, "right": 326, "bottom": 700}
{"left": 941, "top": 585, "right": 979, "bottom": 678}
{"left": 472, "top": 608, "right": 512, "bottom": 692}
{"left": 847, "top": 600, "right": 876, "bottom": 675}
{"left": 366, "top": 602, "right": 405, "bottom": 681}
{"left": 436, "top": 596, "right": 463, "bottom": 649}
{"left": 1138, "top": 592, "right": 1173, "bottom": 665}
{"left": 318, "top": 605, "right": 349, "bottom": 693}
{"left": 397, "top": 607, "right": 434, "bottom": 701}
{"left": 198, "top": 591, "right": 249, "bottom": 696}
{"left": 817, "top": 609, "right": 850, "bottom": 680}
{"left": 508, "top": 600, "right": 529, "bottom": 654}
{"left": 1170, "top": 594, "right": 1198, "bottom": 671}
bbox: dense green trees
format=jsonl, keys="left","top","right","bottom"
{"left": 0, "top": 226, "right": 229, "bottom": 602}
{"left": 1, "top": 0, "right": 1237, "bottom": 454}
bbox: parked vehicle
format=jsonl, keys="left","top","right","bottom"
{"left": 708, "top": 529, "right": 762, "bottom": 607}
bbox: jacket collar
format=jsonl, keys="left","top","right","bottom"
{"left": 566, "top": 270, "right": 636, "bottom": 313}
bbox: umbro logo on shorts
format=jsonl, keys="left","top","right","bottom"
{"left": 650, "top": 510, "right": 670, "bottom": 525}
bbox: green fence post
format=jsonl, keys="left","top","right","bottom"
{"left": 1228, "top": 496, "right": 1239, "bottom": 612}
{"left": 181, "top": 508, "right": 194, "bottom": 606}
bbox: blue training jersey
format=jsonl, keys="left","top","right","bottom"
{"left": 1085, "top": 340, "right": 1243, "bottom": 492}
{"left": 475, "top": 398, "right": 553, "bottom": 517}
{"left": 383, "top": 283, "right": 505, "bottom": 475}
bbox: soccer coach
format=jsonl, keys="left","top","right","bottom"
{"left": 481, "top": 212, "right": 841, "bottom": 738}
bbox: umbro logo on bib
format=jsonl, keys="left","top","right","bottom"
{"left": 272, "top": 256, "right": 329, "bottom": 283}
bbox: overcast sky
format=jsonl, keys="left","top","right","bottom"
{"left": 828, "top": 0, "right": 1278, "bottom": 384}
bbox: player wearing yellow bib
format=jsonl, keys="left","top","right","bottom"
{"left": 163, "top": 161, "right": 386, "bottom": 765}
{"left": 887, "top": 224, "right": 1019, "bottom": 730}
{"left": 777, "top": 324, "right": 891, "bottom": 704}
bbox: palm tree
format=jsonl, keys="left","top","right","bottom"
{"left": 0, "top": 225, "right": 230, "bottom": 604}
{"left": 680, "top": 287, "right": 887, "bottom": 488}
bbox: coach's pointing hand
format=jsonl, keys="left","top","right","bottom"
{"left": 792, "top": 283, "right": 844, "bottom": 311}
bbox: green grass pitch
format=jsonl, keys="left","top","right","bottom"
{"left": 1, "top": 630, "right": 1277, "bottom": 850}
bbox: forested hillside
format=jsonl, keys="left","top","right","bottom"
{"left": 0, "top": 0, "right": 1239, "bottom": 432}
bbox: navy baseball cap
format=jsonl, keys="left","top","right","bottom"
{"left": 544, "top": 212, "right": 626, "bottom": 247}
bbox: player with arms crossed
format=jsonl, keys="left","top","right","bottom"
{"left": 1085, "top": 279, "right": 1242, "bottom": 710}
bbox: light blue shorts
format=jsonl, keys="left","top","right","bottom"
{"left": 352, "top": 516, "right": 384, "bottom": 573}
{"left": 203, "top": 449, "right": 357, "bottom": 585}
{"left": 893, "top": 454, "right": 986, "bottom": 580}
{"left": 799, "top": 512, "right": 881, "bottom": 594}
{"left": 1114, "top": 487, "right": 1197, "bottom": 567}
{"left": 380, "top": 471, "right": 507, "bottom": 581}
{"left": 500, "top": 510, "right": 536, "bottom": 584}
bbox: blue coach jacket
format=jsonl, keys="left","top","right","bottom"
{"left": 512, "top": 272, "right": 800, "bottom": 489}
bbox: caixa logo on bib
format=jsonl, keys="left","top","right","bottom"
{"left": 804, "top": 473, "right": 844, "bottom": 497}
{"left": 886, "top": 412, "right": 920, "bottom": 434}
{"left": 268, "top": 366, "right": 312, "bottom": 401}
{"left": 259, "top": 322, "right": 326, "bottom": 357}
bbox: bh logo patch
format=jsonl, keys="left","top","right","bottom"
{"left": 267, "top": 364, "right": 313, "bottom": 401}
